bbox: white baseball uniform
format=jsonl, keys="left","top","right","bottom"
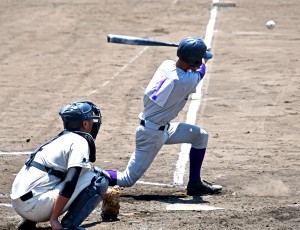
{"left": 115, "top": 60, "right": 208, "bottom": 187}
{"left": 11, "top": 131, "right": 96, "bottom": 222}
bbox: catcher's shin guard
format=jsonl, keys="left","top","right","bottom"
{"left": 61, "top": 174, "right": 109, "bottom": 228}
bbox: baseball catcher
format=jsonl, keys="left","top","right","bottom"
{"left": 11, "top": 101, "right": 111, "bottom": 230}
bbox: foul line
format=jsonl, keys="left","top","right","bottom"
{"left": 0, "top": 151, "right": 31, "bottom": 155}
{"left": 136, "top": 180, "right": 185, "bottom": 188}
{"left": 88, "top": 46, "right": 149, "bottom": 96}
{"left": 173, "top": 3, "right": 218, "bottom": 185}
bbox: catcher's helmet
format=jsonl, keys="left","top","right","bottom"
{"left": 59, "top": 101, "right": 102, "bottom": 139}
{"left": 177, "top": 37, "right": 213, "bottom": 67}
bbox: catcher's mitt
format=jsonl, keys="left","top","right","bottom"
{"left": 101, "top": 185, "right": 121, "bottom": 221}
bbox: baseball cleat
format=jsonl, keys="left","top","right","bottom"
{"left": 16, "top": 219, "right": 37, "bottom": 230}
{"left": 187, "top": 180, "right": 222, "bottom": 196}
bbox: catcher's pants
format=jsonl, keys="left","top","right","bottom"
{"left": 12, "top": 170, "right": 97, "bottom": 222}
{"left": 116, "top": 121, "right": 208, "bottom": 187}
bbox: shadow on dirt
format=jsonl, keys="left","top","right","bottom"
{"left": 121, "top": 194, "right": 209, "bottom": 204}
{"left": 34, "top": 221, "right": 104, "bottom": 229}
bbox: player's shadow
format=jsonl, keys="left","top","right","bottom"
{"left": 121, "top": 194, "right": 209, "bottom": 204}
{"left": 35, "top": 221, "right": 104, "bottom": 229}
{"left": 35, "top": 220, "right": 107, "bottom": 229}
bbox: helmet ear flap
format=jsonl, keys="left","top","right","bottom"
{"left": 177, "top": 37, "right": 210, "bottom": 67}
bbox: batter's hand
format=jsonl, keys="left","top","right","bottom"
{"left": 203, "top": 58, "right": 209, "bottom": 64}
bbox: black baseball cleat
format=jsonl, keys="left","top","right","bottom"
{"left": 187, "top": 180, "right": 222, "bottom": 196}
{"left": 101, "top": 213, "right": 119, "bottom": 222}
{"left": 16, "top": 219, "right": 37, "bottom": 230}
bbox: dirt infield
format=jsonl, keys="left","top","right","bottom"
{"left": 1, "top": 0, "right": 299, "bottom": 229}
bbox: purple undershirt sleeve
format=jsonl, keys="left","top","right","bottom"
{"left": 196, "top": 64, "right": 206, "bottom": 79}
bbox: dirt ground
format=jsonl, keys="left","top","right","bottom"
{"left": 0, "top": 0, "right": 299, "bottom": 229}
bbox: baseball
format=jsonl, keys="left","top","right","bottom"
{"left": 266, "top": 20, "right": 276, "bottom": 29}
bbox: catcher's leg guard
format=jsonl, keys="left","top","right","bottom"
{"left": 61, "top": 172, "right": 109, "bottom": 228}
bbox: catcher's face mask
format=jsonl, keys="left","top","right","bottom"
{"left": 90, "top": 105, "right": 102, "bottom": 139}
{"left": 82, "top": 101, "right": 102, "bottom": 139}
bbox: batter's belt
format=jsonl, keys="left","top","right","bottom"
{"left": 140, "top": 119, "right": 169, "bottom": 131}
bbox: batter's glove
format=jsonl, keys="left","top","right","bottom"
{"left": 101, "top": 185, "right": 121, "bottom": 221}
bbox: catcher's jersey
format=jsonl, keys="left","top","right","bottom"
{"left": 11, "top": 131, "right": 91, "bottom": 200}
{"left": 142, "top": 60, "right": 201, "bottom": 124}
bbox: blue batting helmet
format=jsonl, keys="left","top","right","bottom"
{"left": 177, "top": 37, "right": 213, "bottom": 67}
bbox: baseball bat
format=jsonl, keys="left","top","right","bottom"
{"left": 107, "top": 34, "right": 178, "bottom": 47}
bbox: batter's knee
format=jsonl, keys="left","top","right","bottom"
{"left": 192, "top": 127, "right": 209, "bottom": 149}
{"left": 117, "top": 171, "right": 138, "bottom": 187}
{"left": 118, "top": 177, "right": 136, "bottom": 187}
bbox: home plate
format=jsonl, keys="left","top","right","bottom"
{"left": 166, "top": 204, "right": 224, "bottom": 211}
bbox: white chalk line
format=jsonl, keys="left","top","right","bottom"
{"left": 88, "top": 0, "right": 192, "bottom": 96}
{"left": 0, "top": 203, "right": 12, "bottom": 207}
{"left": 88, "top": 46, "right": 149, "bottom": 96}
{"left": 173, "top": 3, "right": 218, "bottom": 185}
{"left": 0, "top": 151, "right": 31, "bottom": 155}
{"left": 137, "top": 180, "right": 185, "bottom": 188}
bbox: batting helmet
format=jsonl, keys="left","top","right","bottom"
{"left": 177, "top": 37, "right": 213, "bottom": 67}
{"left": 59, "top": 101, "right": 102, "bottom": 139}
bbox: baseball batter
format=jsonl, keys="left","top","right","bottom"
{"left": 106, "top": 37, "right": 222, "bottom": 195}
{"left": 11, "top": 101, "right": 110, "bottom": 230}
